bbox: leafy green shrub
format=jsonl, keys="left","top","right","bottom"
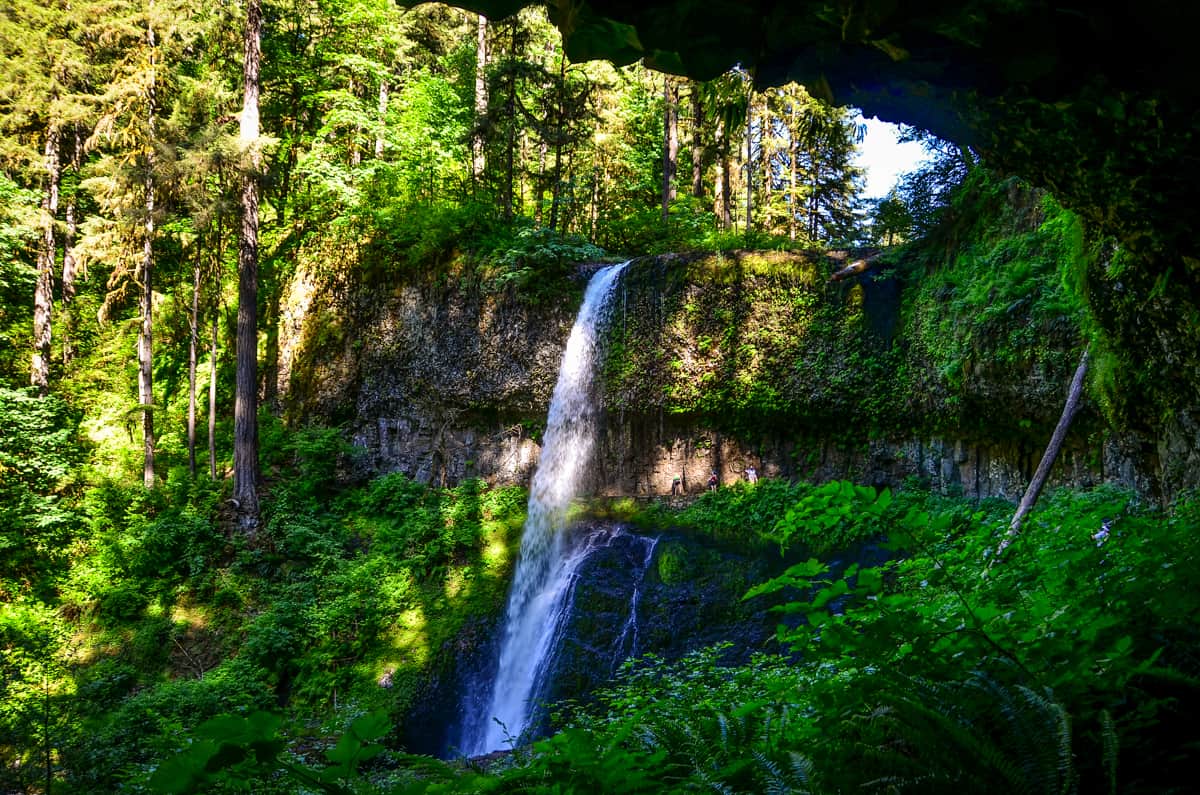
{"left": 261, "top": 416, "right": 357, "bottom": 506}
{"left": 553, "top": 646, "right": 812, "bottom": 794}
{"left": 240, "top": 588, "right": 310, "bottom": 676}
{"left": 74, "top": 659, "right": 139, "bottom": 710}
{"left": 0, "top": 387, "right": 82, "bottom": 595}
{"left": 739, "top": 485, "right": 1200, "bottom": 792}
{"left": 134, "top": 512, "right": 222, "bottom": 580}
{"left": 673, "top": 478, "right": 807, "bottom": 545}
{"left": 0, "top": 600, "right": 70, "bottom": 793}
{"left": 768, "top": 479, "right": 892, "bottom": 554}
{"left": 148, "top": 710, "right": 390, "bottom": 795}
{"left": 66, "top": 658, "right": 276, "bottom": 792}
{"left": 350, "top": 473, "right": 503, "bottom": 577}
{"left": 483, "top": 222, "right": 606, "bottom": 304}
{"left": 267, "top": 497, "right": 347, "bottom": 568}
{"left": 98, "top": 584, "right": 151, "bottom": 621}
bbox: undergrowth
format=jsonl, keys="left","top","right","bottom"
{"left": 141, "top": 479, "right": 1200, "bottom": 794}
{"left": 0, "top": 414, "right": 526, "bottom": 794}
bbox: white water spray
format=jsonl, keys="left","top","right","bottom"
{"left": 460, "top": 262, "right": 629, "bottom": 756}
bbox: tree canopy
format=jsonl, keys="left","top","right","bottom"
{"left": 435, "top": 0, "right": 1200, "bottom": 428}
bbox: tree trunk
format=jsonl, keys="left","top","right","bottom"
{"left": 32, "top": 126, "right": 60, "bottom": 395}
{"left": 188, "top": 238, "right": 201, "bottom": 477}
{"left": 209, "top": 303, "right": 219, "bottom": 481}
{"left": 61, "top": 126, "right": 82, "bottom": 365}
{"left": 761, "top": 101, "right": 772, "bottom": 229}
{"left": 998, "top": 348, "right": 1091, "bottom": 555}
{"left": 744, "top": 100, "right": 753, "bottom": 235}
{"left": 562, "top": 148, "right": 577, "bottom": 234}
{"left": 60, "top": 192, "right": 76, "bottom": 364}
{"left": 714, "top": 119, "right": 731, "bottom": 230}
{"left": 471, "top": 13, "right": 488, "bottom": 182}
{"left": 661, "top": 75, "right": 678, "bottom": 223}
{"left": 548, "top": 54, "right": 566, "bottom": 232}
{"left": 808, "top": 149, "right": 819, "bottom": 240}
{"left": 140, "top": 170, "right": 156, "bottom": 489}
{"left": 690, "top": 83, "right": 704, "bottom": 198}
{"left": 503, "top": 66, "right": 516, "bottom": 219}
{"left": 518, "top": 129, "right": 526, "bottom": 215}
{"left": 374, "top": 78, "right": 388, "bottom": 158}
{"left": 789, "top": 107, "right": 798, "bottom": 240}
{"left": 348, "top": 77, "right": 363, "bottom": 167}
{"left": 549, "top": 139, "right": 563, "bottom": 231}
{"left": 234, "top": 0, "right": 263, "bottom": 530}
{"left": 535, "top": 137, "right": 546, "bottom": 225}
{"left": 140, "top": 14, "right": 158, "bottom": 489}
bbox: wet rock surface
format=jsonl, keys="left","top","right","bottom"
{"left": 279, "top": 253, "right": 1168, "bottom": 500}
{"left": 404, "top": 522, "right": 789, "bottom": 758}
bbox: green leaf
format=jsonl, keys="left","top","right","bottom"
{"left": 349, "top": 711, "right": 390, "bottom": 742}
{"left": 810, "top": 578, "right": 849, "bottom": 609}
{"left": 857, "top": 567, "right": 884, "bottom": 593}
{"left": 148, "top": 746, "right": 213, "bottom": 794}
{"left": 204, "top": 743, "right": 247, "bottom": 772}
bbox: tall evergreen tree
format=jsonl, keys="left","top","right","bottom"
{"left": 661, "top": 74, "right": 677, "bottom": 223}
{"left": 472, "top": 12, "right": 489, "bottom": 182}
{"left": 0, "top": 0, "right": 89, "bottom": 393}
{"left": 76, "top": 0, "right": 202, "bottom": 486}
{"left": 234, "top": 0, "right": 263, "bottom": 530}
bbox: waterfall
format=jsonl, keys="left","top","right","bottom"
{"left": 610, "top": 535, "right": 659, "bottom": 672}
{"left": 459, "top": 261, "right": 630, "bottom": 756}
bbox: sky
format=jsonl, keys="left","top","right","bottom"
{"left": 854, "top": 116, "right": 928, "bottom": 200}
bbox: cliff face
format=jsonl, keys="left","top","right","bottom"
{"left": 278, "top": 250, "right": 1161, "bottom": 501}
{"left": 279, "top": 257, "right": 576, "bottom": 487}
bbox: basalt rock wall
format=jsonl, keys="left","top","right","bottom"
{"left": 278, "top": 250, "right": 1163, "bottom": 501}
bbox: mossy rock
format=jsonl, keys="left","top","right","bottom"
{"left": 656, "top": 540, "right": 690, "bottom": 585}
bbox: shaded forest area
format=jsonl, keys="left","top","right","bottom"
{"left": 4, "top": 0, "right": 1200, "bottom": 792}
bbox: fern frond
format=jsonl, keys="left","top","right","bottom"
{"left": 858, "top": 672, "right": 1082, "bottom": 794}
{"left": 788, "top": 751, "right": 814, "bottom": 786}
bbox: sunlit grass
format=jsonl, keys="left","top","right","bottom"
{"left": 482, "top": 535, "right": 509, "bottom": 572}
{"left": 169, "top": 602, "right": 208, "bottom": 630}
{"left": 388, "top": 606, "right": 429, "bottom": 667}
{"left": 443, "top": 568, "right": 465, "bottom": 599}
{"left": 687, "top": 250, "right": 826, "bottom": 284}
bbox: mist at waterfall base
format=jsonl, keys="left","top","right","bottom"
{"left": 458, "top": 523, "right": 659, "bottom": 754}
{"left": 401, "top": 520, "right": 782, "bottom": 760}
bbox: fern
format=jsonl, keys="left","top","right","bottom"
{"left": 856, "top": 672, "right": 1081, "bottom": 794}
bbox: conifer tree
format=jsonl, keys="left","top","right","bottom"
{"left": 234, "top": 0, "right": 263, "bottom": 529}
{"left": 472, "top": 12, "right": 489, "bottom": 182}
{"left": 79, "top": 0, "right": 192, "bottom": 487}
{"left": 0, "top": 0, "right": 89, "bottom": 393}
{"left": 661, "top": 74, "right": 677, "bottom": 223}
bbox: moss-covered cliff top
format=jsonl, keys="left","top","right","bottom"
{"left": 605, "top": 207, "right": 1085, "bottom": 444}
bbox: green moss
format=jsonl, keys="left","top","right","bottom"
{"left": 656, "top": 541, "right": 689, "bottom": 585}
{"left": 600, "top": 173, "right": 1093, "bottom": 447}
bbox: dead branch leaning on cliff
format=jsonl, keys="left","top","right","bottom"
{"left": 993, "top": 346, "right": 1091, "bottom": 563}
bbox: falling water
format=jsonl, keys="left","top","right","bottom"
{"left": 610, "top": 535, "right": 659, "bottom": 672}
{"left": 459, "top": 261, "right": 629, "bottom": 756}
